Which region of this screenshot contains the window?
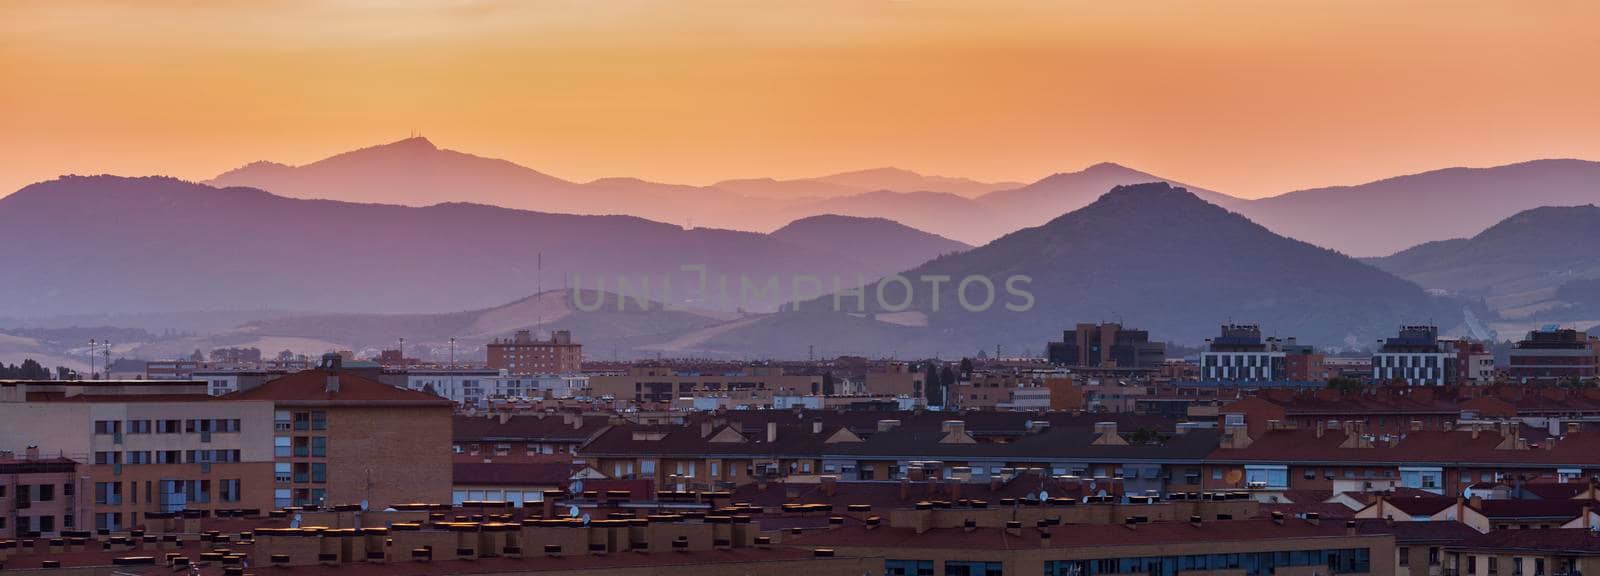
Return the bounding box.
[311,411,327,431]
[93,420,121,435]
[945,561,1003,576]
[38,484,54,502]
[1399,547,1410,566]
[93,451,121,465]
[887,560,935,576]
[1489,557,1499,575]
[38,515,54,533]
[1468,556,1478,575]
[126,420,151,434]
[274,410,292,432]
[157,419,182,434]
[274,437,292,457]
[311,436,327,457]
[219,479,241,503]
[311,463,327,483]
[1429,548,1440,566]
[293,412,310,431]
[275,463,292,483]
[62,482,73,497]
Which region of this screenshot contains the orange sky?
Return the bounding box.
[3,0,1598,199]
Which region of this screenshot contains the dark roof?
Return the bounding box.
[1212,428,1600,467]
[453,413,610,443]
[1354,519,1482,543]
[452,461,574,487]
[821,427,1221,462]
[1449,529,1600,555]
[787,517,1373,550]
[223,369,453,406]
[728,473,1098,510]
[1476,498,1592,520]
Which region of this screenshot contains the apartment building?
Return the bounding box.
[487,329,583,375]
[1047,323,1166,368]
[587,365,821,406]
[1508,327,1599,382]
[0,379,275,532]
[0,449,85,539]
[1200,324,1294,382]
[223,356,454,509]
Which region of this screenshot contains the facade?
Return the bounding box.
[0,379,276,532]
[1372,326,1458,387]
[0,450,84,539]
[403,369,589,407]
[487,330,583,375]
[587,365,821,406]
[223,356,455,509]
[1201,325,1290,382]
[1507,327,1599,382]
[1047,323,1166,368]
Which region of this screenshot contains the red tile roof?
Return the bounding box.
[787,517,1369,550]
[453,461,575,487]
[222,369,453,406]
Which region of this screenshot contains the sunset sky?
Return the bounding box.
[3,0,1598,199]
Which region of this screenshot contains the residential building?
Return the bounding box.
[487,329,583,375]
[1200,324,1290,382]
[222,355,455,509]
[1507,327,1599,382]
[1047,323,1166,368]
[0,449,85,538]
[1373,326,1459,386]
[0,379,276,532]
[587,365,821,406]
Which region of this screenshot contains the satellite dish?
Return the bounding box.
[570,480,584,494]
[1039,490,1049,501]
[290,513,303,529]
[1224,469,1244,484]
[360,499,369,512]
[581,513,591,526]
[567,505,580,518]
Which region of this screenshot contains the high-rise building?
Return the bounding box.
[1046,323,1165,368]
[1200,324,1295,382]
[486,330,583,374]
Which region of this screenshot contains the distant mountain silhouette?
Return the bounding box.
[1236,159,1600,257]
[678,183,1460,357]
[713,167,1018,200]
[1370,204,1600,325]
[0,176,950,318]
[974,162,1242,232]
[771,215,971,275]
[199,139,1600,266]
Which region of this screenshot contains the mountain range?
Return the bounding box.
[205,138,1600,254]
[647,183,1466,358]
[1369,204,1600,335]
[0,175,966,318]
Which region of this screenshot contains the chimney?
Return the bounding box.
[1469,494,1483,510]
[1568,422,1582,436]
[766,422,778,444]
[1411,420,1423,432]
[941,420,966,436]
[899,477,910,501]
[877,419,900,432]
[24,446,39,460]
[1304,512,1320,526]
[700,421,714,438]
[812,420,823,435]
[1092,422,1128,446]
[1345,520,1358,536]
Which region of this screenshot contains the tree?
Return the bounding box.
[55,366,79,380]
[959,357,974,376]
[1326,376,1364,393]
[924,361,943,407]
[940,365,958,394]
[18,359,49,380]
[822,372,836,396]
